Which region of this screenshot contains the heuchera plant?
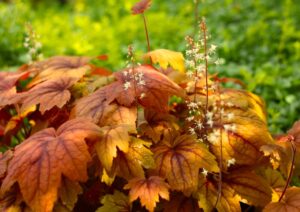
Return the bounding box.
[0,0,300,211]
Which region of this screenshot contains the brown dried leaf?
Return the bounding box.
[163,193,201,212]
[124,176,169,212]
[20,77,78,114]
[263,187,300,212]
[131,0,151,14]
[152,134,219,194]
[0,150,13,179]
[1,118,101,212]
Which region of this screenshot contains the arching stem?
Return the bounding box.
[279,135,296,202]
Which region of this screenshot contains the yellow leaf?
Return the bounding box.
[143,49,185,73]
[96,190,131,212]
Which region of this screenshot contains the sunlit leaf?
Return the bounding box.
[96,190,131,212]
[57,177,83,211]
[144,49,185,73]
[263,187,300,212]
[124,176,169,212]
[95,125,130,172]
[1,118,101,212]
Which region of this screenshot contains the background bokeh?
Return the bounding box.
[0,0,300,133]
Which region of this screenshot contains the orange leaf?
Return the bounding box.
[225,170,272,207]
[112,65,185,111]
[1,118,101,212]
[96,190,131,212]
[27,56,90,87]
[263,187,300,212]
[20,77,78,114]
[0,72,28,109]
[95,125,130,172]
[124,176,169,212]
[0,150,13,179]
[143,49,185,73]
[113,137,154,180]
[152,134,219,194]
[131,0,151,14]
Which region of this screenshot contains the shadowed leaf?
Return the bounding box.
[96,190,131,212]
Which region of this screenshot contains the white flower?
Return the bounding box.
[207,119,214,127]
[207,130,220,144]
[186,71,194,78]
[140,93,146,99]
[227,113,234,120]
[223,124,237,132]
[186,116,194,122]
[227,158,236,167]
[206,111,213,119]
[202,168,208,176]
[210,44,217,52]
[123,81,131,90]
[188,127,196,135]
[195,120,203,129]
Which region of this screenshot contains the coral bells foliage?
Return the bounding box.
[1,2,300,212]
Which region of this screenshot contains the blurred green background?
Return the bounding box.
[0,0,300,133]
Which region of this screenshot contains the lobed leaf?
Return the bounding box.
[263,187,300,212]
[20,77,79,114]
[96,190,131,212]
[1,118,101,212]
[124,176,169,212]
[152,134,219,194]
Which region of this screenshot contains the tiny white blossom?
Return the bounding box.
[227,158,236,167]
[207,130,220,144]
[123,81,131,90]
[223,124,237,132]
[137,80,146,86]
[202,168,208,176]
[206,111,214,119]
[140,93,146,99]
[227,113,234,120]
[207,119,214,127]
[195,120,203,129]
[188,127,196,135]
[186,116,194,122]
[186,71,194,78]
[209,44,217,52]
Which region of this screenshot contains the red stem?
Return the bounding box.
[142,13,151,52]
[279,136,296,202]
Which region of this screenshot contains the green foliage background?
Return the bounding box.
[0,0,300,133]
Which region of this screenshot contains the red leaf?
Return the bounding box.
[131,0,152,14]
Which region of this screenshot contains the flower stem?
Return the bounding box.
[279,135,296,202]
[142,13,151,52]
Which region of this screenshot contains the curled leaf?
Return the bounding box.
[144,49,185,73]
